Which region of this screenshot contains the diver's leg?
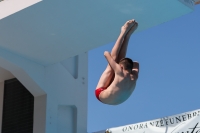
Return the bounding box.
[96,20,135,89]
[117,21,138,62]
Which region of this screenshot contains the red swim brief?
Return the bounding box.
[95,88,106,102]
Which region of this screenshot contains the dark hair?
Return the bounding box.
[119,58,133,70]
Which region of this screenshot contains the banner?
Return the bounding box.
[94,109,200,133]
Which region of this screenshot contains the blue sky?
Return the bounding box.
[88,5,200,132]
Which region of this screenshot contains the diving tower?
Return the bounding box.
[0,0,198,133]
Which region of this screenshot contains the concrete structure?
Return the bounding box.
[0,0,195,133]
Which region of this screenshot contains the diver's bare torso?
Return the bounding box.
[100,68,138,105]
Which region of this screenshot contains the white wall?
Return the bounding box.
[44,53,88,133]
[0,49,88,133]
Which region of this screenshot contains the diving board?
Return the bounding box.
[94,109,200,133]
[0,0,194,65]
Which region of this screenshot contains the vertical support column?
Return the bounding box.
[45,52,88,133]
[33,95,47,133]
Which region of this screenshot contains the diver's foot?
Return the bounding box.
[126,21,138,38]
[121,19,135,36]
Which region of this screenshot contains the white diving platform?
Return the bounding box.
[0,0,193,65]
